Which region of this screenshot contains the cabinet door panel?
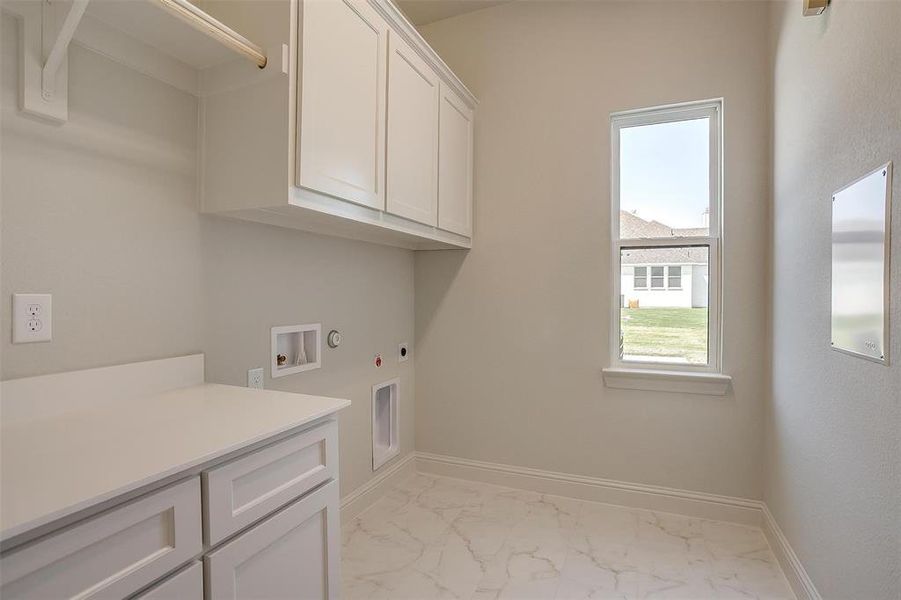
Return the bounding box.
[204,480,340,600]
[386,33,439,226]
[437,83,474,236]
[298,0,387,209]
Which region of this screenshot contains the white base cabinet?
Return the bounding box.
[205,481,340,600]
[0,479,201,600]
[203,419,338,546]
[0,420,342,600]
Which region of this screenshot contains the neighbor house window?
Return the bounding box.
[667,266,682,289]
[634,266,647,289]
[612,99,721,370]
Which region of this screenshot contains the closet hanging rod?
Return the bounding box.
[154,0,267,68]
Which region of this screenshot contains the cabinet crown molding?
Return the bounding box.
[370,0,478,109]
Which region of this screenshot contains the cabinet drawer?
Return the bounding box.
[133,562,202,599]
[204,480,340,600]
[0,477,201,600]
[203,419,337,546]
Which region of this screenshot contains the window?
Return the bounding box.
[611,99,721,370]
[634,266,647,289]
[650,266,665,288]
[667,266,682,289]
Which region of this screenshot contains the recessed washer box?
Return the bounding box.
[271,324,321,378]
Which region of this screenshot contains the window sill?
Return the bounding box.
[602,367,732,396]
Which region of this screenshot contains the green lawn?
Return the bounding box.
[621,308,708,364]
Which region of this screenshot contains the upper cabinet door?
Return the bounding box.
[385,33,439,226]
[438,83,474,237]
[298,0,388,210]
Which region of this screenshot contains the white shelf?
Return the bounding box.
[5,0,269,122]
[84,0,262,70]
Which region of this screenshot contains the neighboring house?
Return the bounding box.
[619,211,709,309]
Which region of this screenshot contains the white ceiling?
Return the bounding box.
[395,0,510,26]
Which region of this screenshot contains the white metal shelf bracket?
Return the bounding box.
[4,0,89,123]
[4,0,268,120]
[41,0,90,100]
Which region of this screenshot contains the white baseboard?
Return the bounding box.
[340,451,417,521]
[416,451,763,526]
[761,504,822,600]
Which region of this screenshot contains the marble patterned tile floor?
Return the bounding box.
[341,473,794,600]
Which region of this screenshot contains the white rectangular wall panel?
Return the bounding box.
[831,162,893,364]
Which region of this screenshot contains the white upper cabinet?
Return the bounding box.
[438,83,475,237]
[385,33,440,226]
[200,0,477,250]
[297,0,388,210]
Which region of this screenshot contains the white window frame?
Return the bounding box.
[610,99,723,374]
[629,264,684,292]
[667,265,683,290]
[633,266,648,290]
[649,266,665,289]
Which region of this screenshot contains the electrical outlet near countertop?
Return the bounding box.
[247,368,264,389]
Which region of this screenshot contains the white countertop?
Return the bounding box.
[0,383,350,543]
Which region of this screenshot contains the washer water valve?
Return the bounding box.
[327,329,342,348]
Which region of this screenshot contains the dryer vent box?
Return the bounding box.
[372,379,399,471]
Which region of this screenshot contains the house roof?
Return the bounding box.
[621,247,707,265]
[620,211,708,265]
[672,227,708,237]
[620,211,673,238]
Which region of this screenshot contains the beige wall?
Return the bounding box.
[767,2,901,597]
[415,1,771,499]
[201,218,415,497]
[0,16,414,496]
[1,18,203,379]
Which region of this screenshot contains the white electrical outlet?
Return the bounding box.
[12,294,52,343]
[247,367,264,389]
[398,342,410,362]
